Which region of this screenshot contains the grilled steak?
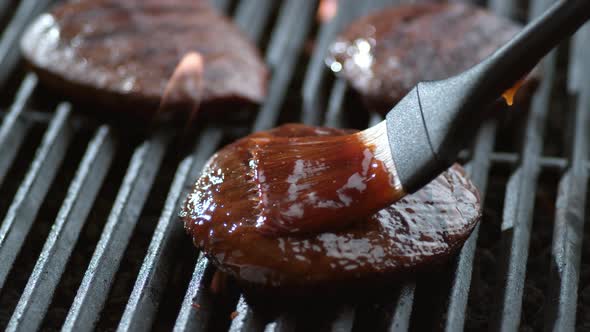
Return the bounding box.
[180,124,481,290]
[21,0,268,116]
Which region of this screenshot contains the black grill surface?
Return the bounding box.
[0,0,589,331]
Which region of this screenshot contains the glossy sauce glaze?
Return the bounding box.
[180,124,481,289]
[245,130,402,236]
[327,2,537,114]
[21,0,268,114]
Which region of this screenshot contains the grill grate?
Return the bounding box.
[8,124,115,332]
[0,103,73,291]
[0,0,588,331]
[546,23,590,330]
[0,74,37,187]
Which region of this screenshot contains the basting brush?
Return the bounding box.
[228,0,590,236]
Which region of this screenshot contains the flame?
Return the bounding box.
[159,52,204,125]
[502,79,525,106]
[317,0,338,23]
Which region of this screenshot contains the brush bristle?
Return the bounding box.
[357,121,398,174]
[245,123,404,236]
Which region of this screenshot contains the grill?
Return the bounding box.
[0,0,588,331]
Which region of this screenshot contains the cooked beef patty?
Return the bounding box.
[21,0,268,116]
[327,2,536,114]
[180,124,481,290]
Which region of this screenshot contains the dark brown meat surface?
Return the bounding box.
[180,124,481,290]
[21,0,268,115]
[327,2,533,114]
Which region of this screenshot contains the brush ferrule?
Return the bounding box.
[385,87,444,193]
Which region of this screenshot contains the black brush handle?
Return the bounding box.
[474,0,590,105]
[387,0,590,193]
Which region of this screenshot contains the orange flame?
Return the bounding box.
[317,0,338,23]
[159,52,204,126]
[502,79,525,106]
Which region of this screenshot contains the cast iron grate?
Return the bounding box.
[0,0,588,331]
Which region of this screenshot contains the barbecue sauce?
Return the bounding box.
[246,132,402,236]
[180,124,481,290]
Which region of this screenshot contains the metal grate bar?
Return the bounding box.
[494,72,553,329]
[0,74,37,187]
[228,297,266,332]
[547,168,587,328]
[443,0,514,329]
[62,132,171,332]
[0,109,55,123]
[545,24,590,331]
[567,16,589,93]
[0,0,52,85]
[444,122,497,332]
[494,4,556,330]
[0,104,73,291]
[464,151,569,171]
[323,79,347,128]
[301,0,364,125]
[263,314,296,332]
[173,253,216,332]
[234,0,275,43]
[264,0,303,69]
[119,127,223,332]
[7,126,115,332]
[567,33,583,93]
[329,306,355,332]
[253,0,317,132]
[119,157,193,332]
[387,283,416,332]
